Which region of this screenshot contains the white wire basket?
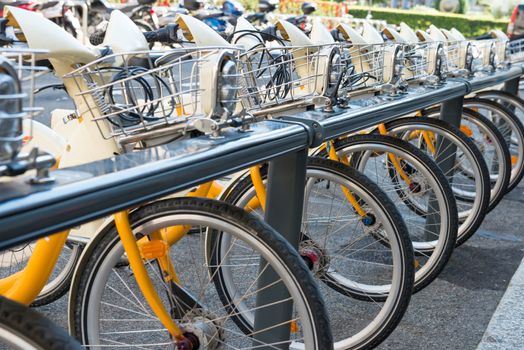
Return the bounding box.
[470,39,497,72]
[493,39,510,67]
[507,38,524,63]
[237,43,345,114]
[401,42,445,84]
[444,40,473,76]
[64,47,244,145]
[338,42,400,96]
[0,48,47,168]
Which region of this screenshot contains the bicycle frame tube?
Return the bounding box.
[114,211,184,339]
[378,124,414,185]
[1,231,69,305]
[149,230,181,285]
[326,141,368,217]
[250,165,267,210]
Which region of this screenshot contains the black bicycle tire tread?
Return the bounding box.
[221,157,414,349]
[69,197,333,349]
[30,244,83,307]
[0,296,82,350]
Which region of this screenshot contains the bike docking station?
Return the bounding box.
[2,14,524,348]
[0,65,521,350]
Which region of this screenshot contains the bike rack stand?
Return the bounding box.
[503,76,521,95]
[0,64,522,348]
[253,149,309,347]
[0,121,310,248]
[253,67,523,348]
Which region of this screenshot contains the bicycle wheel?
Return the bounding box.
[0,296,82,349]
[218,157,414,349]
[422,106,511,211]
[329,134,458,291]
[0,240,83,307]
[471,92,524,192]
[383,117,490,246]
[476,90,524,192]
[69,198,332,349]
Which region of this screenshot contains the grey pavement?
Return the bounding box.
[477,243,524,349]
[377,180,524,350]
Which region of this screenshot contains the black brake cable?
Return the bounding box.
[95,65,175,127]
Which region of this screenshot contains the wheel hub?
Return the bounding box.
[178,310,223,350]
[299,240,329,275]
[407,173,429,197]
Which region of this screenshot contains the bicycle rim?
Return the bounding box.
[333,135,457,291]
[71,199,328,349]
[218,159,414,349]
[464,98,524,191]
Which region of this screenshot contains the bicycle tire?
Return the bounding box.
[219,157,414,349]
[464,97,524,191]
[328,134,458,290]
[30,242,83,307]
[382,117,490,246]
[0,296,82,350]
[68,197,332,349]
[422,106,511,211]
[476,90,524,192]
[0,241,83,308]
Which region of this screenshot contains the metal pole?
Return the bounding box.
[436,96,464,177]
[500,77,520,144]
[502,76,520,96]
[425,96,464,238]
[253,149,308,349]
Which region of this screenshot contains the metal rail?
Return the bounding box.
[0,65,521,349]
[1,68,522,250]
[281,81,469,145]
[0,120,308,249]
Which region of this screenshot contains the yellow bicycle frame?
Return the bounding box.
[0,169,268,339]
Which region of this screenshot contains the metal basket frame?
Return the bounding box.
[338,42,401,98]
[469,39,498,73]
[400,41,445,85]
[64,46,244,144]
[508,38,524,63]
[0,48,46,167]
[444,40,473,77]
[236,43,345,115]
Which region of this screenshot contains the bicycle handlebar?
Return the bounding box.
[89,24,180,46]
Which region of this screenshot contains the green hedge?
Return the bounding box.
[347,6,507,38]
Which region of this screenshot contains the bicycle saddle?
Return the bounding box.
[362,21,385,44]
[399,22,419,44]
[310,18,334,45]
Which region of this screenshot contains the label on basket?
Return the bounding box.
[62,113,81,125]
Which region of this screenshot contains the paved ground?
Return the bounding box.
[478,256,524,350]
[31,73,524,349]
[378,180,524,349]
